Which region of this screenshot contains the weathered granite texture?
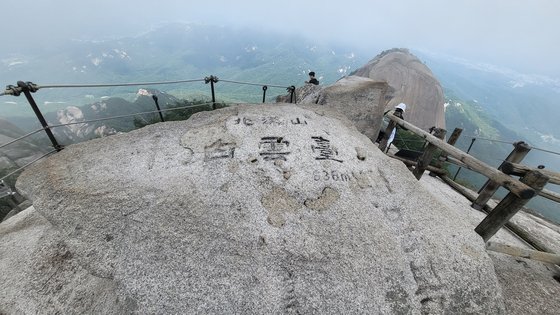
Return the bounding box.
[275,84,324,104]
[317,76,388,142]
[353,48,446,131]
[8,103,505,314]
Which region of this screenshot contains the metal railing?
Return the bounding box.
[0,77,297,185]
[380,113,560,255]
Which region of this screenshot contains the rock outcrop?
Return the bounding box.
[6,103,505,314]
[276,77,388,143]
[51,88,178,142]
[56,106,100,140]
[352,48,446,131]
[275,84,325,104]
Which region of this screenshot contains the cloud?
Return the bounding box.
[2,0,559,76]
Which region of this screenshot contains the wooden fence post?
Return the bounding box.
[384,113,535,199]
[472,142,532,210]
[502,162,560,203]
[475,170,549,242]
[413,128,447,180]
[429,127,463,177]
[440,175,555,253]
[378,120,397,153]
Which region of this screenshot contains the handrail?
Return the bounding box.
[385,112,536,199]
[219,79,290,89]
[0,149,57,182]
[0,76,297,186]
[0,128,46,150]
[382,113,559,246]
[2,79,207,96]
[47,102,217,129]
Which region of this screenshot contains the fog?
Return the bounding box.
[2,0,560,77]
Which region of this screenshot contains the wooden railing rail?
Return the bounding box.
[380,113,559,260]
[382,113,536,199]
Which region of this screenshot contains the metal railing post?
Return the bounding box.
[152,95,165,122]
[262,86,267,103]
[205,75,219,110]
[453,138,476,180]
[288,86,296,104]
[16,81,63,152]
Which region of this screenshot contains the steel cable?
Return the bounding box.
[38,78,206,89]
[47,102,225,129]
[0,128,46,150]
[0,102,223,149]
[219,79,290,89]
[0,149,57,182]
[460,134,560,156]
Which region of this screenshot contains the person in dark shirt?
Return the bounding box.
[305,72,319,85]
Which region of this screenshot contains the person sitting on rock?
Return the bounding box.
[305,72,319,85]
[376,103,407,150]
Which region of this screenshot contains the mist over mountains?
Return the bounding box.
[1,23,364,110]
[415,50,560,149]
[1,22,560,223]
[3,22,559,150]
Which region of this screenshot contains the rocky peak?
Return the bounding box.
[352,48,446,131]
[7,103,504,313]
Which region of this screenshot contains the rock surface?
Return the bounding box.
[276,77,388,143]
[9,103,504,314]
[317,76,388,142]
[418,175,560,315]
[352,48,446,131]
[275,84,325,104]
[0,207,125,314]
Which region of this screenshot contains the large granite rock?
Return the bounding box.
[0,207,125,314]
[353,48,446,131]
[276,77,388,143]
[316,76,388,142]
[275,84,325,104]
[10,103,505,314]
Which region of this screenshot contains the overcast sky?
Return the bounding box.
[3,0,560,77]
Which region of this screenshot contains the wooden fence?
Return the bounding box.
[379,113,560,265]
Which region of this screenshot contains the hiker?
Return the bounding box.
[305,72,319,85]
[376,103,407,151]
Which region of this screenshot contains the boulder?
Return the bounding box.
[275,84,325,104]
[11,103,505,314]
[277,78,388,143]
[353,48,446,131]
[316,76,388,142]
[0,207,125,314]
